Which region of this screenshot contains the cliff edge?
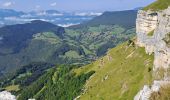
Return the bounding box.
[135,5,170,100]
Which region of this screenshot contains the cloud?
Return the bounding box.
[3,2,14,7]
[74,12,102,16]
[4,16,49,22]
[58,23,80,27]
[0,36,3,40]
[0,21,4,25]
[35,5,41,9]
[20,14,34,18]
[50,2,57,6]
[50,13,63,16]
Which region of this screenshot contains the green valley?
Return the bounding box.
[0,10,137,80]
[3,41,154,100]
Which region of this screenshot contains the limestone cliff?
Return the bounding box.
[135,7,170,100]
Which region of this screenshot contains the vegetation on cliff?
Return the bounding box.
[143,0,170,11]
[147,30,155,36]
[163,32,170,47]
[150,85,170,100]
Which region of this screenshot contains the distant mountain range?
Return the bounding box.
[0,8,139,100]
[70,10,137,29]
[0,9,137,81]
[0,9,102,27]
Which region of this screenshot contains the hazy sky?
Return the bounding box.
[0,0,156,12]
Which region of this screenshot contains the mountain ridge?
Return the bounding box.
[70,10,137,29]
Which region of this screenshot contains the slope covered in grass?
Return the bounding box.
[74,42,154,100]
[143,0,170,11]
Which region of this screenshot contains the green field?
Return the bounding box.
[147,30,155,36]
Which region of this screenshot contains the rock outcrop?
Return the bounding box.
[136,7,170,70]
[135,7,170,100]
[0,91,16,100]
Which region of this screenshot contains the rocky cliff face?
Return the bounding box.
[137,7,170,76]
[0,91,16,100]
[135,7,170,100]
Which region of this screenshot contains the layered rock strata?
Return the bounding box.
[135,7,170,100]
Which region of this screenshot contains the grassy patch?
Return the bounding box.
[64,50,82,59]
[143,0,170,11]
[17,72,32,78]
[74,42,154,100]
[33,32,61,44]
[5,85,19,92]
[147,30,155,36]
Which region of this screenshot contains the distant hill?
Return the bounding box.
[0,20,64,54]
[0,9,24,17]
[0,10,137,83]
[70,10,137,29]
[0,20,92,78]
[66,10,137,57]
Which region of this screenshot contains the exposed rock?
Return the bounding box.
[0,91,16,100]
[134,81,170,100]
[134,85,152,100]
[136,7,170,70]
[107,53,112,61]
[99,58,105,68]
[136,10,158,35]
[135,7,170,100]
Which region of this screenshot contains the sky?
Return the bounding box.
[0,0,156,12]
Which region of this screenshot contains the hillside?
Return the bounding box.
[66,25,135,56]
[0,20,89,79]
[0,20,64,54]
[143,0,170,11]
[74,42,154,100]
[4,64,95,100]
[65,10,137,57]
[5,41,153,100]
[0,21,64,76]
